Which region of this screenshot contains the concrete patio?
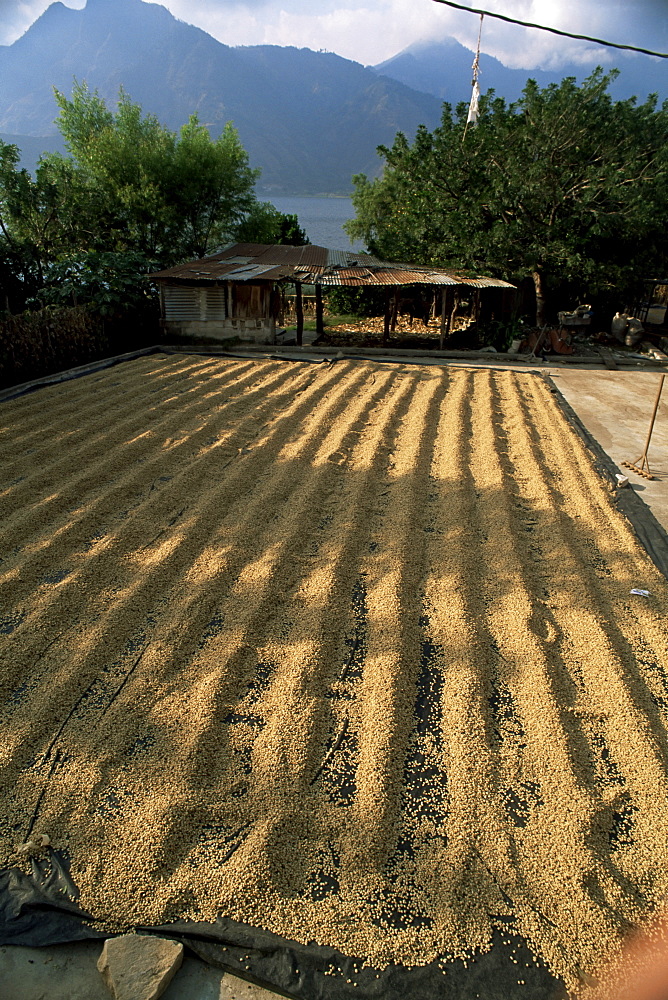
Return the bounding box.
[2,355,668,1000]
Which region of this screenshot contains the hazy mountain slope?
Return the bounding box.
[374,37,668,107]
[0,0,443,193]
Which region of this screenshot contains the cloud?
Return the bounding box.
[0,0,665,68]
[164,0,668,68]
[423,1,668,70]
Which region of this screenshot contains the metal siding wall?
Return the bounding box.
[164,286,202,321]
[205,287,227,321]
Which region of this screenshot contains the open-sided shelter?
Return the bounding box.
[150,243,516,346]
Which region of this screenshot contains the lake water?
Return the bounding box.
[267,195,364,253]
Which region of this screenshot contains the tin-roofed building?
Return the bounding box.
[150,243,515,345]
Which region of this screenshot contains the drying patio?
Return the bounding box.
[2,353,668,998]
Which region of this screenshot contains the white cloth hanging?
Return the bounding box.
[463,13,484,134]
[467,80,480,124]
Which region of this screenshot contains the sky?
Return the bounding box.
[0,0,666,69]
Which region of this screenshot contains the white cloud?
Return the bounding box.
[0,0,665,69]
[164,0,668,68]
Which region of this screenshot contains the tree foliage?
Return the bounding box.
[37,251,158,319]
[347,70,668,324]
[0,82,306,315]
[52,83,259,261]
[235,201,309,246]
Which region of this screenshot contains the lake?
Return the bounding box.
[267,195,364,253]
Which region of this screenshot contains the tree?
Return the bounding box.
[234,201,309,246]
[53,83,259,261]
[0,83,305,315]
[0,142,88,285]
[347,70,668,325]
[38,251,158,320]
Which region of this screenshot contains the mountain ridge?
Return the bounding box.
[373,36,668,107]
[3,0,665,195]
[0,0,443,194]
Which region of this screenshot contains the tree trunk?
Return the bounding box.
[295,281,303,347]
[533,270,546,328]
[315,284,324,340]
[473,289,481,329]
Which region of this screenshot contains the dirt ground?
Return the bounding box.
[2,354,668,995]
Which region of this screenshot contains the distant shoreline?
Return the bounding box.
[258,191,354,199]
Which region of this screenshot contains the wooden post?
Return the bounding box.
[383,288,392,347]
[439,288,449,349]
[315,284,324,340]
[295,281,303,347]
[269,284,277,344]
[450,290,460,340]
[390,291,399,333]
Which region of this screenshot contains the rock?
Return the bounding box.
[97,935,183,1000]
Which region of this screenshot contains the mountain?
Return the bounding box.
[374,37,668,107]
[0,0,443,195]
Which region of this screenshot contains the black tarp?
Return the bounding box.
[0,851,567,1000]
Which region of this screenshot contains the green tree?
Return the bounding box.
[347,70,668,325]
[38,251,158,320]
[0,142,88,283]
[0,83,304,315]
[234,201,309,245]
[172,118,260,257]
[53,83,259,261]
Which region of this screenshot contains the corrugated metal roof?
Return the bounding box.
[150,244,515,290]
[223,264,280,280]
[318,267,461,287]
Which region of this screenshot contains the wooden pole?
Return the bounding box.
[390,291,399,333]
[439,288,448,349]
[295,281,303,347]
[383,288,392,347]
[270,283,277,344]
[450,290,460,341]
[315,284,324,340]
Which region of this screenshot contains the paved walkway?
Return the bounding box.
[549,367,668,530]
[0,941,277,1000]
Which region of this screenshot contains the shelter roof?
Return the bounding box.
[150,243,515,290]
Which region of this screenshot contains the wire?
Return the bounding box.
[430,0,668,59]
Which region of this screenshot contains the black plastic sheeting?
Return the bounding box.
[0,852,566,1000]
[0,348,161,404]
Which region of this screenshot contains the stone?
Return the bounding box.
[97,935,184,1000]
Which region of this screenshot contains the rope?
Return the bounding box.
[463,12,484,138]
